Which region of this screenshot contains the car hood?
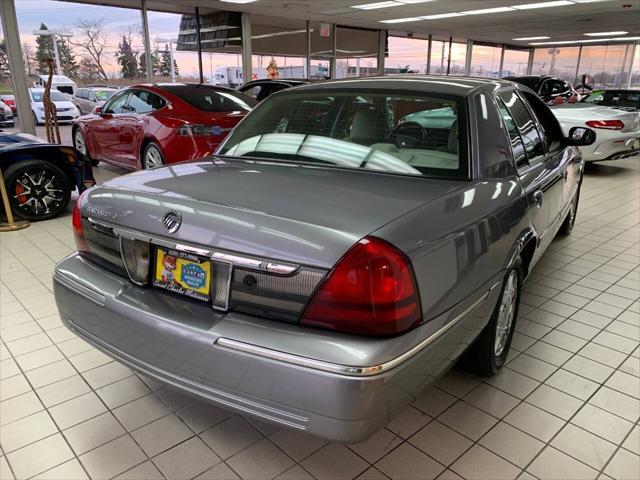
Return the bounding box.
[86,157,463,267]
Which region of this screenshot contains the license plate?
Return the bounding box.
[153,247,212,302]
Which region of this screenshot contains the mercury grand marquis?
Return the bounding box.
[53,76,595,443]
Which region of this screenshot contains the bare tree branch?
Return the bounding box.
[69,19,108,81]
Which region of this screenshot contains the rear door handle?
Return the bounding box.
[533,190,543,208]
[562,168,569,181]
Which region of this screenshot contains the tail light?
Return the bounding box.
[301,236,422,336]
[586,120,624,130]
[72,192,89,253]
[120,237,150,285]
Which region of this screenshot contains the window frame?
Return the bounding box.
[497,89,547,170]
[496,95,528,172]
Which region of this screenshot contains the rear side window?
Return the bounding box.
[496,98,527,169]
[498,91,545,163]
[127,90,165,114]
[165,86,256,112]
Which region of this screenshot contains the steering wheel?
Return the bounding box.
[388,121,426,149]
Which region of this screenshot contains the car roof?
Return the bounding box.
[289,75,513,96]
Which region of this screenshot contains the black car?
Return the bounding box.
[504,75,578,103]
[238,79,316,102]
[0,131,94,221]
[580,89,640,112]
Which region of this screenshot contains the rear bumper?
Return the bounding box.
[584,132,640,162]
[53,253,499,442]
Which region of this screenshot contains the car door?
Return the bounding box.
[74,89,85,114]
[117,89,158,167]
[519,90,580,227]
[92,91,130,162]
[497,90,563,247]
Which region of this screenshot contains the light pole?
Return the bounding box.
[32,29,72,75]
[156,37,178,82]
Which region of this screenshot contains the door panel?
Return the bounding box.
[93,91,130,163]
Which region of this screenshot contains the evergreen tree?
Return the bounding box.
[116,35,138,79]
[159,44,178,78]
[35,23,54,75]
[0,40,9,80]
[139,49,160,78]
[57,37,78,79]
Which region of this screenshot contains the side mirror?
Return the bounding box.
[567,126,596,146]
[93,106,102,115]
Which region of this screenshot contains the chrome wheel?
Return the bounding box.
[144,145,163,169]
[494,270,518,357]
[74,130,87,156]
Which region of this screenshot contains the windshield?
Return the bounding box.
[164,85,256,112]
[95,90,116,101]
[218,91,467,178]
[30,90,68,102]
[582,90,640,110]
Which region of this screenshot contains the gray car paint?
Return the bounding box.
[53,75,584,443]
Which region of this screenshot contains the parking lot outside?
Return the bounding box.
[0,153,638,480]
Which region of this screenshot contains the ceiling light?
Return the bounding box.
[461,7,515,14]
[529,36,639,45]
[380,17,423,22]
[352,1,398,9]
[421,12,467,19]
[512,1,574,9]
[513,36,551,40]
[220,0,258,3]
[584,31,628,36]
[396,0,436,3]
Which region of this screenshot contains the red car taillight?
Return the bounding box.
[301,236,422,336]
[586,120,624,130]
[72,192,89,253]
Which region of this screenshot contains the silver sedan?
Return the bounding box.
[53,76,595,442]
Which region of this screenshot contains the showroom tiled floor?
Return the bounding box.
[0,158,639,480]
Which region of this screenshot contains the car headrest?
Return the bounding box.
[348,110,387,145]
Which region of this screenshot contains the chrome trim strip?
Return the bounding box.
[53,271,106,306]
[216,289,492,378]
[103,222,298,275]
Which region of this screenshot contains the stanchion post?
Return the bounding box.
[0,169,30,232]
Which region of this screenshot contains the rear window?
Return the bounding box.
[166,86,256,112]
[218,91,468,179]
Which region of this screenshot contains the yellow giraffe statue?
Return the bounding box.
[43,58,61,144]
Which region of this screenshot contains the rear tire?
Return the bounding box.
[463,260,522,377]
[4,159,72,221]
[142,141,165,169]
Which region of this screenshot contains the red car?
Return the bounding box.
[72,83,256,170]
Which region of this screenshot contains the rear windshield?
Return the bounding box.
[30,90,68,102]
[166,86,256,112]
[582,90,640,110]
[218,91,468,178]
[94,90,116,101]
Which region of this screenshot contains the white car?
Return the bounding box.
[551,103,640,162]
[29,88,80,126]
